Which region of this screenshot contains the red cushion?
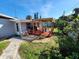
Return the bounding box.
[32,30,42,35]
[41,32,51,37]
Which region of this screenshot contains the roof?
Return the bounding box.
[10,19,32,23]
[10,18,55,23]
[0,13,17,20]
[33,18,55,22]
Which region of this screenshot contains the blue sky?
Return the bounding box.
[0,0,79,19]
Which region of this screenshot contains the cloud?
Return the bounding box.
[15,0,42,13]
[65,11,73,15]
[40,2,53,17]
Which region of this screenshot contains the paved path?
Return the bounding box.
[0,38,23,59]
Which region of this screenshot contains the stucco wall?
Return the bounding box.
[21,23,27,32]
[0,18,15,38]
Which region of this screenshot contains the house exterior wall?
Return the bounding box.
[21,23,27,32]
[0,18,16,38]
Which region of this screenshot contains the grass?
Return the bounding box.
[19,36,59,59]
[0,40,10,55]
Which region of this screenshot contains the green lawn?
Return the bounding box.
[19,36,59,59]
[0,40,10,55]
[19,35,79,59]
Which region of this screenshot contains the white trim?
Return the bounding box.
[0,13,18,20]
[10,20,32,23]
[0,13,13,18]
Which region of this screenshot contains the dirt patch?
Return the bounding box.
[32,36,53,43]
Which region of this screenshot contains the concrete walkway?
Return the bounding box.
[0,38,23,59]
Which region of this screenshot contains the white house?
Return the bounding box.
[0,13,55,39]
[0,13,16,38]
[0,13,33,38]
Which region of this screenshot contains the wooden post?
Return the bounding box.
[32,21,34,33]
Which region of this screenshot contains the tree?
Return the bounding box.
[73,8,79,15]
[26,15,32,20]
[34,12,39,19]
[59,16,68,21]
[56,15,68,34]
